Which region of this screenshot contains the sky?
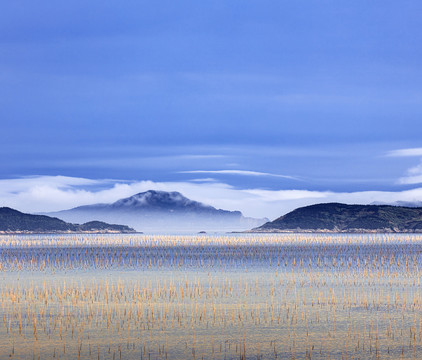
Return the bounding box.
[2,1,422,219]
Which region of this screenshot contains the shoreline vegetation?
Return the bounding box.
[0,233,421,359]
[0,229,141,234]
[248,228,422,233]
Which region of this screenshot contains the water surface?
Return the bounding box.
[1,234,421,359]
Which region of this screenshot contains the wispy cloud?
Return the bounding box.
[0,175,101,191]
[398,161,422,185]
[2,175,422,220]
[399,175,422,185]
[188,178,217,183]
[387,147,422,157]
[385,147,422,185]
[179,170,298,180]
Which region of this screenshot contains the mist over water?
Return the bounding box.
[50,210,266,233]
[1,234,421,359]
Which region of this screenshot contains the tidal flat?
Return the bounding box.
[0,234,421,359]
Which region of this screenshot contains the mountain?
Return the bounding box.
[252,202,422,233]
[48,190,267,232]
[371,200,422,208]
[0,207,136,234]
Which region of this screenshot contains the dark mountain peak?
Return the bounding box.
[0,207,23,215]
[111,190,212,210]
[253,202,422,233]
[297,203,367,212]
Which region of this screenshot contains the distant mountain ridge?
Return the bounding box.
[252,203,422,233]
[0,207,136,234]
[49,190,267,232]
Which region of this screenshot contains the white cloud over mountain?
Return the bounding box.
[1,176,422,220]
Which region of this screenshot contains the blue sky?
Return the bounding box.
[2,1,422,218]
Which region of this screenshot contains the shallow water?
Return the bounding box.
[1,234,421,359]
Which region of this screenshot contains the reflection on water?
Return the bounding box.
[0,234,421,359]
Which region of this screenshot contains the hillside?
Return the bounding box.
[0,207,136,234]
[252,203,422,233]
